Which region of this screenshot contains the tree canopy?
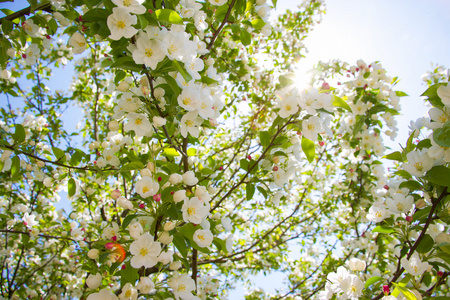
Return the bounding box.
[0,0,450,299]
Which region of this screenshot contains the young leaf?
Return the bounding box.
[13,124,25,144]
[425,165,450,187]
[154,9,183,25]
[246,183,255,200]
[301,137,315,163]
[332,95,352,112]
[68,178,76,197]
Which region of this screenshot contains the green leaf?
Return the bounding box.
[82,8,110,22]
[138,14,148,29]
[279,73,295,87]
[10,156,20,177]
[301,137,315,163]
[110,56,143,72]
[187,148,196,156]
[172,60,192,83]
[240,29,251,46]
[120,261,139,288]
[172,233,188,258]
[154,9,183,25]
[2,19,13,35]
[332,96,352,112]
[121,161,144,172]
[416,234,434,253]
[13,124,25,144]
[413,207,431,222]
[52,147,66,162]
[399,180,422,191]
[425,166,450,187]
[391,282,417,300]
[372,226,396,234]
[352,115,365,136]
[246,183,255,200]
[422,83,445,108]
[259,131,271,148]
[394,170,412,179]
[163,148,180,157]
[433,121,450,147]
[396,91,409,97]
[122,214,138,229]
[68,178,76,197]
[251,18,266,29]
[239,158,249,171]
[364,276,384,288]
[257,186,268,199]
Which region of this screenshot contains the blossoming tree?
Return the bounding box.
[0,0,450,299]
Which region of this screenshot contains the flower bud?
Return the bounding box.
[164,221,175,231]
[87,249,99,259]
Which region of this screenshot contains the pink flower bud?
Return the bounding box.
[153,194,161,202]
[405,215,413,222]
[111,189,121,200]
[139,203,145,209]
[383,285,389,295]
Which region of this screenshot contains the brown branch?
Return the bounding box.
[206,0,237,51]
[0,3,53,25]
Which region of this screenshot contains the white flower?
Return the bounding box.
[23,212,38,228]
[273,168,289,187]
[71,227,84,241]
[129,233,161,268]
[168,273,196,300]
[86,288,119,300]
[86,273,102,289]
[180,111,203,138]
[437,83,450,107]
[107,7,138,40]
[22,19,39,36]
[403,150,434,177]
[340,274,364,299]
[118,196,134,210]
[427,223,445,241]
[193,229,213,248]
[182,197,209,224]
[302,116,323,141]
[278,96,299,118]
[209,0,227,5]
[226,234,234,252]
[128,221,143,239]
[135,176,159,198]
[153,116,166,128]
[124,112,153,137]
[103,149,120,167]
[173,190,187,203]
[118,92,141,112]
[103,222,120,240]
[182,171,198,186]
[132,37,165,69]
[348,258,366,271]
[385,194,414,214]
[24,44,40,65]
[366,205,388,223]
[221,217,232,231]
[158,250,174,264]
[119,282,137,300]
[401,252,430,276]
[112,0,146,14]
[136,277,155,294]
[88,249,99,259]
[178,86,201,112]
[169,173,183,185]
[68,32,87,54]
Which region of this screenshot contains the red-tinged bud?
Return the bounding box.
[111,189,121,200]
[384,185,389,190]
[349,168,354,173]
[96,151,101,156]
[405,215,413,222]
[139,203,145,209]
[319,141,325,147]
[337,82,342,85]
[93,161,97,165]
[104,54,108,57]
[46,35,51,39]
[438,271,444,277]
[112,235,117,241]
[322,82,330,90]
[82,25,87,32]
[105,243,115,250]
[24,221,28,226]
[247,155,252,160]
[415,139,420,143]
[69,255,74,258]
[22,54,27,59]
[121,264,126,270]
[356,68,360,72]
[383,285,389,295]
[219,166,223,171]
[78,16,84,22]
[81,228,86,231]
[273,166,278,171]
[148,9,153,14]
[170,191,174,195]
[158,176,162,182]
[153,194,161,202]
